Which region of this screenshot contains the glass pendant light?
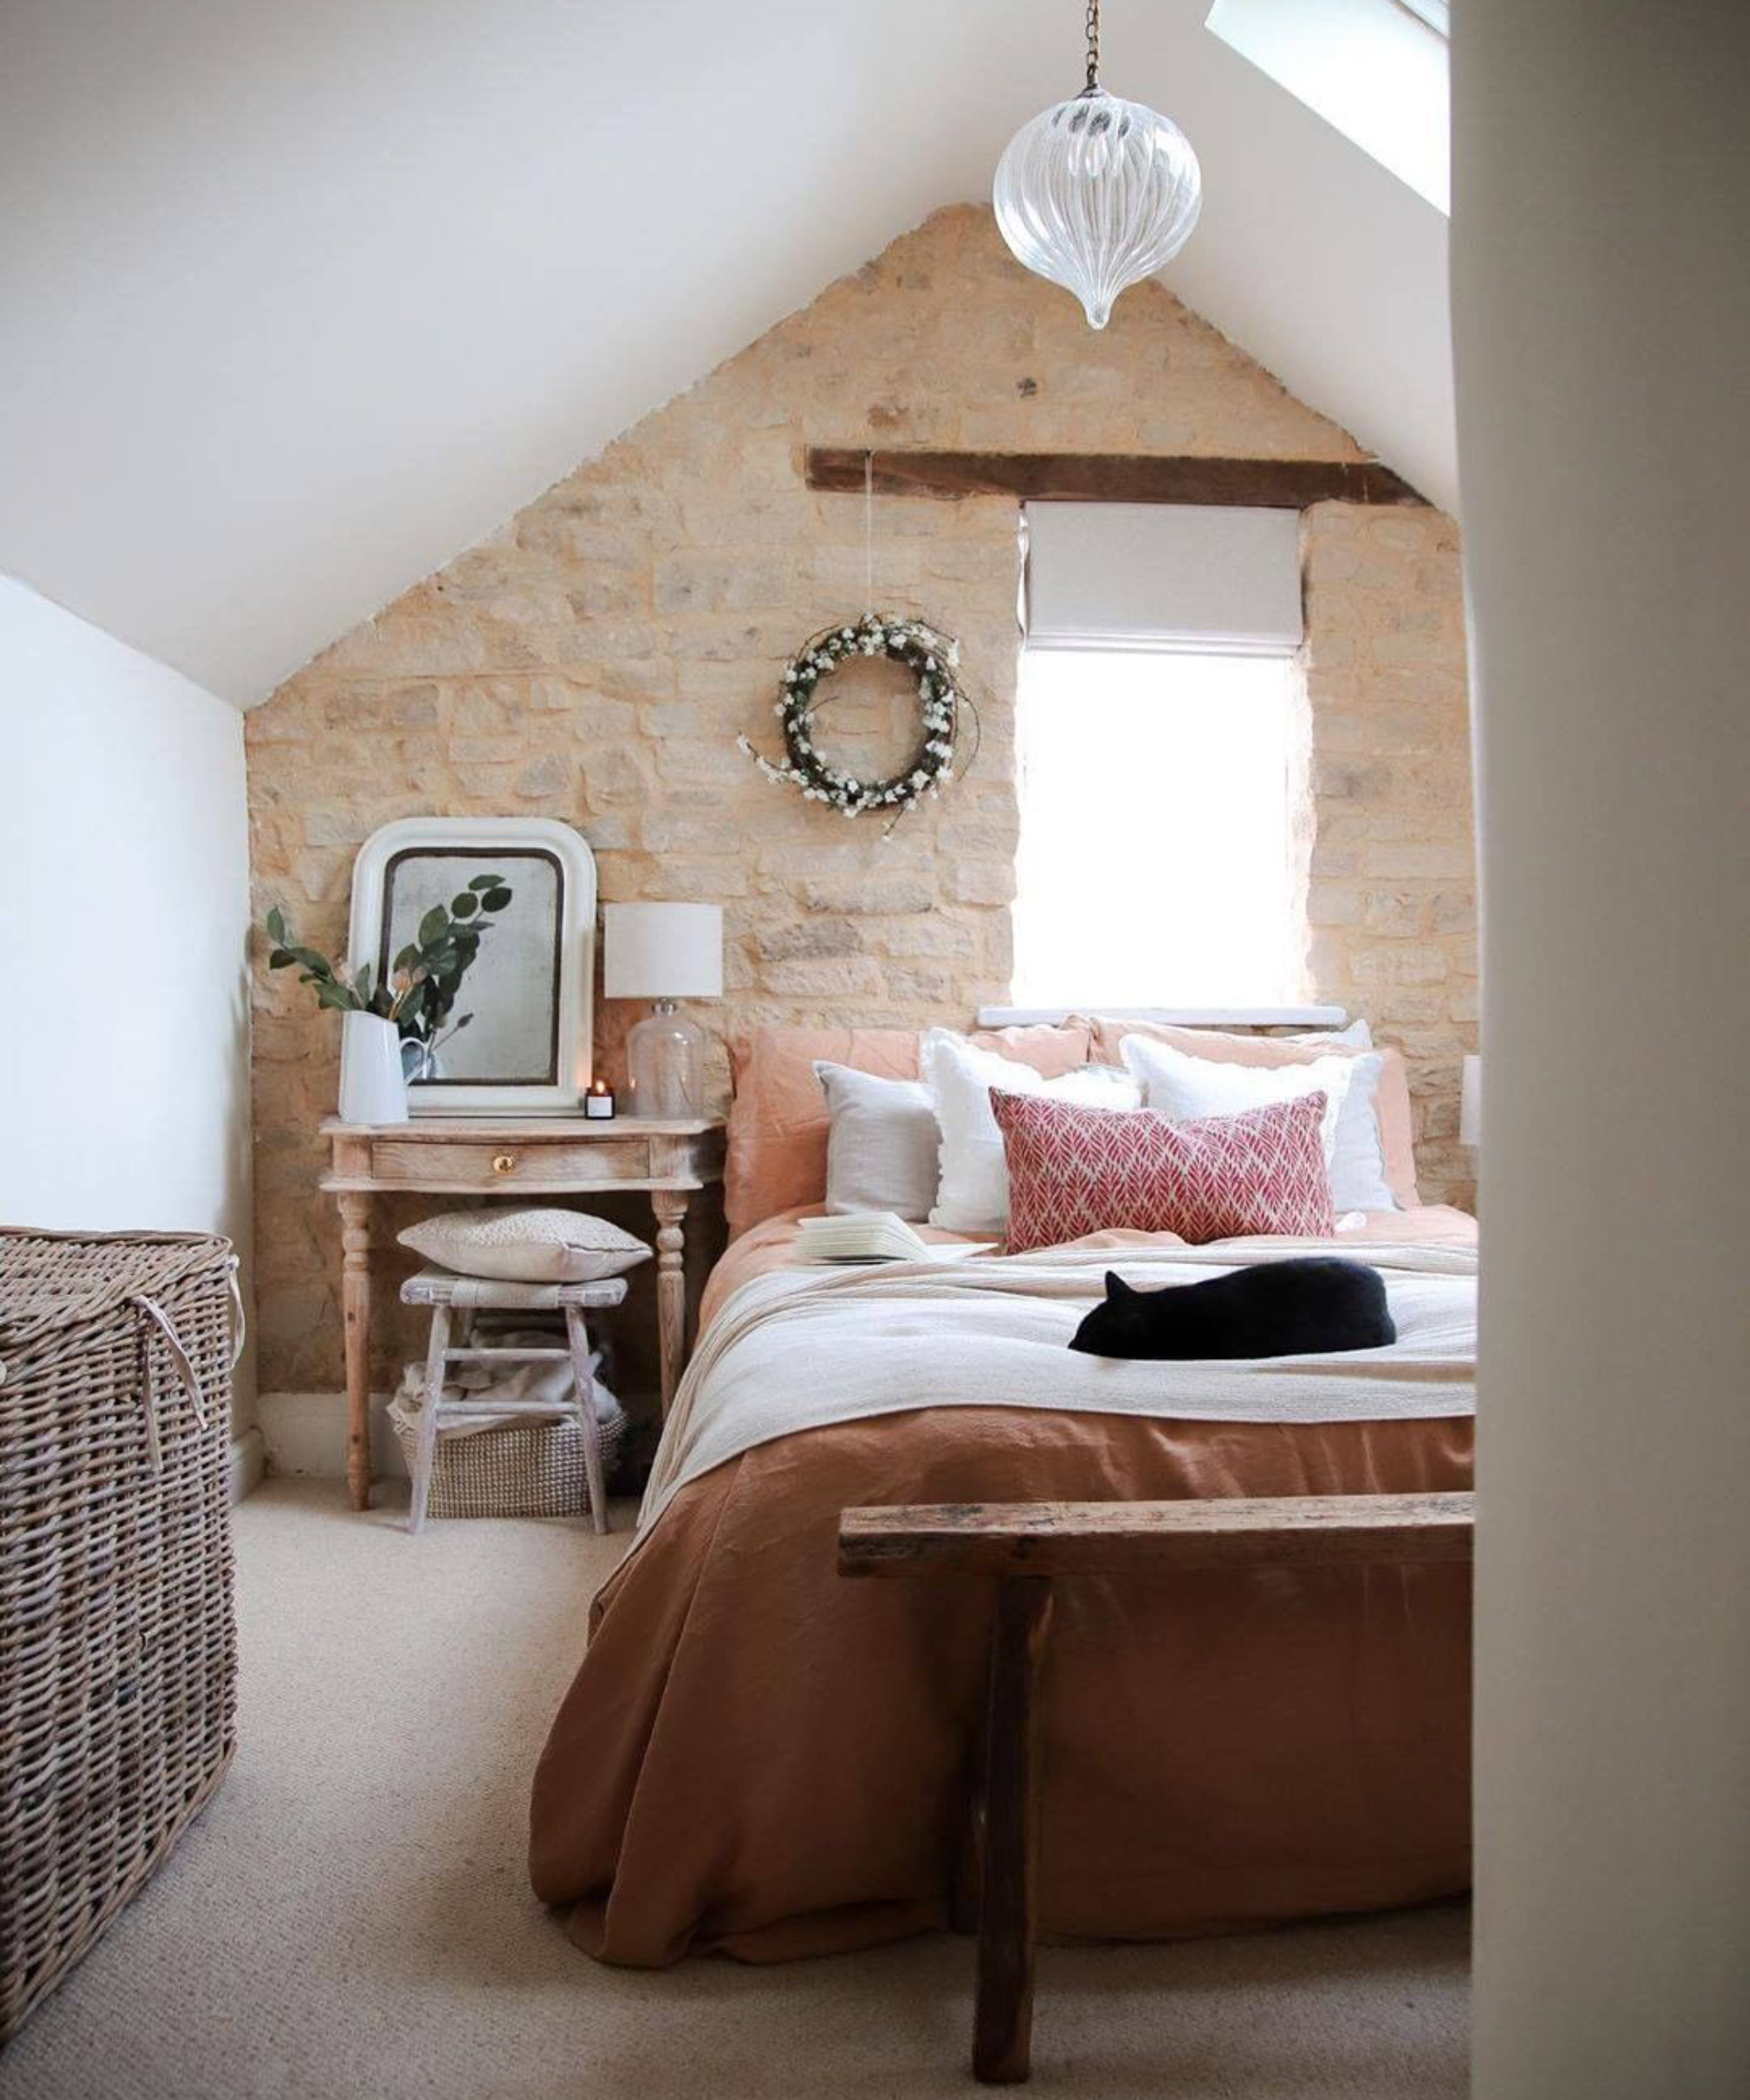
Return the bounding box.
[994,0,1202,329]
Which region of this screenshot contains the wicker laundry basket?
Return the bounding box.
[388,1402,625,1521]
[0,1228,239,2045]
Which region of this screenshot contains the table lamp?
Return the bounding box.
[603,903,723,1117]
[1460,1054,1482,1151]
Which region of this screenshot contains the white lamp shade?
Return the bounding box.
[1460,1054,1482,1149]
[603,903,723,1000]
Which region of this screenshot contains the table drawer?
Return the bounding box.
[369,1139,650,1188]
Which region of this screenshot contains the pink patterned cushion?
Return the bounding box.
[991,1088,1337,1253]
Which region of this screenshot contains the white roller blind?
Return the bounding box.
[1024,501,1305,654]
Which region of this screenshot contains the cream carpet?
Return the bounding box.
[4,1480,1468,2099]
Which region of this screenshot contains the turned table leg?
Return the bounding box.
[337,1191,374,1511]
[650,1187,690,1418]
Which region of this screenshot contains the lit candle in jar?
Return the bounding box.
[584,1077,616,1120]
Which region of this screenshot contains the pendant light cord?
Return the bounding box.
[1084,0,1100,92]
[864,448,874,615]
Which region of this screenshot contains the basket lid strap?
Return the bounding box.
[129,1293,211,1474]
[224,1256,247,1369]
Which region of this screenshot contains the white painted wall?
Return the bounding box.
[0,0,1452,705]
[1454,5,1750,2092]
[2,577,257,1428]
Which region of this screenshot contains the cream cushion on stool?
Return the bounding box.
[398,1207,651,1283]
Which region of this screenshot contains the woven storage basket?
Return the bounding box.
[0,1228,238,2045]
[389,1404,624,1521]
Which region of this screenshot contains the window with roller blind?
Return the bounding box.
[1011,502,1304,1011]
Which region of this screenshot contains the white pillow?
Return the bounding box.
[1322,1050,1396,1211]
[923,1029,1140,1235]
[398,1207,652,1283]
[1118,1036,1396,1213]
[814,1062,941,1220]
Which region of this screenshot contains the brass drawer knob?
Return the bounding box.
[492,1152,517,1176]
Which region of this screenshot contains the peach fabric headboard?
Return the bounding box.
[724,1021,1091,1239]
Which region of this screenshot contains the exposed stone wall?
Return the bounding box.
[246,204,1475,1400]
[1301,504,1476,1160]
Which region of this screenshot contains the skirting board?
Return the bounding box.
[258,1387,659,1482]
[258,1390,411,1481]
[230,1425,267,1502]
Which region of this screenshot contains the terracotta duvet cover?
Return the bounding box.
[530,1208,1477,1967]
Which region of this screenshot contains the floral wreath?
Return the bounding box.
[738,612,973,822]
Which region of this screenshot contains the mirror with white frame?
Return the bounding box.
[347,817,596,1116]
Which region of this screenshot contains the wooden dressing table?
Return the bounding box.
[321,1115,725,1511]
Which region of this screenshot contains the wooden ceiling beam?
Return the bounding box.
[805,447,1429,508]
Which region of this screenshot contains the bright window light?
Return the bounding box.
[1207,0,1450,214]
[1011,648,1298,1008]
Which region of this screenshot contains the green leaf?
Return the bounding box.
[393,942,420,972]
[265,906,287,943]
[467,872,504,892]
[451,892,479,918]
[417,905,450,946]
[268,947,297,970]
[480,886,513,913]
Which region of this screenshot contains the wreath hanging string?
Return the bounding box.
[739,458,977,830]
[737,610,978,830]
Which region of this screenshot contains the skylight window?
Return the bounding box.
[1395,0,1450,38]
[1206,0,1450,214]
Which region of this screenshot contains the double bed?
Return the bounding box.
[530,1171,1477,1967]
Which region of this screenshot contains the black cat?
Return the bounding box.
[1068,1256,1396,1361]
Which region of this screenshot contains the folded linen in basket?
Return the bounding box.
[388,1332,624,1442]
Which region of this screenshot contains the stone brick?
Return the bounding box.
[757,918,864,963]
[1362,891,1431,936]
[245,202,1478,1391]
[1358,843,1476,879]
[800,872,935,916]
[515,754,573,800]
[1349,946,1450,988]
[949,860,1017,906]
[582,746,654,806]
[761,956,888,998]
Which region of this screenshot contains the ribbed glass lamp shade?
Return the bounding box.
[994,86,1201,329]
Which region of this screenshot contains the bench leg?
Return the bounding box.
[974,1575,1054,2085]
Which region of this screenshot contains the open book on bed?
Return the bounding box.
[795,1213,996,1264]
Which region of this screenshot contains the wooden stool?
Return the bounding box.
[839,1491,1475,2085]
[398,1268,629,1536]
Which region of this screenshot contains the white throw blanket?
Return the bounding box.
[640,1239,1476,1532]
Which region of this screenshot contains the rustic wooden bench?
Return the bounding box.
[837,1491,1475,2085]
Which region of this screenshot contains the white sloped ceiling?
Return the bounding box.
[0,0,1452,706]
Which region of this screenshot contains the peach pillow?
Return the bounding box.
[1074,1017,1420,1209]
[725,1020,1092,1239]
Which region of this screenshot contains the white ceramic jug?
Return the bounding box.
[339,1012,409,1124]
